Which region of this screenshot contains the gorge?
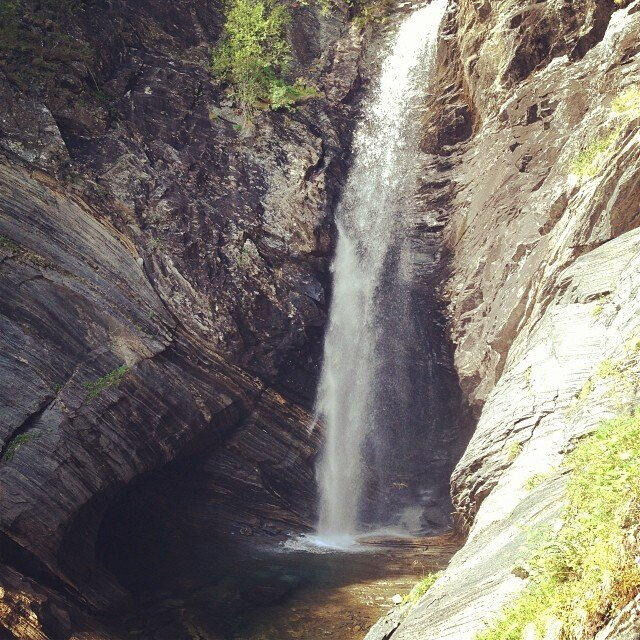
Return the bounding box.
[0,0,639,638]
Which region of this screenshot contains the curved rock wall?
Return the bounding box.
[0,0,366,635]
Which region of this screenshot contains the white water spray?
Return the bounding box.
[314,0,448,547]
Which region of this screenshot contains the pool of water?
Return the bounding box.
[123,533,460,640]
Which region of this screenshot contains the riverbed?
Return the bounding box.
[124,533,460,640]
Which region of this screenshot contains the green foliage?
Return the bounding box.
[596,359,625,379]
[2,0,20,39]
[477,412,640,640]
[524,472,551,491]
[84,365,129,400]
[269,79,319,110]
[0,0,21,49]
[0,235,19,251]
[578,377,594,402]
[403,572,441,604]
[211,0,294,119]
[571,128,621,178]
[506,441,523,462]
[571,85,640,179]
[3,431,40,462]
[210,0,322,119]
[625,335,640,355]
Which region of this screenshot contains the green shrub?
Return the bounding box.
[571,128,621,178]
[476,412,640,640]
[269,79,319,110]
[403,572,441,604]
[212,0,289,118]
[211,0,322,119]
[352,0,392,28]
[3,431,40,462]
[84,365,129,400]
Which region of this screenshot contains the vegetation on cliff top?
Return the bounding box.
[477,411,640,640]
[210,0,318,120]
[210,0,393,119]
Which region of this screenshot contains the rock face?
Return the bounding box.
[366,0,640,638]
[0,0,469,637]
[2,0,640,637]
[0,0,368,636]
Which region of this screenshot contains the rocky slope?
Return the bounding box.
[367,0,640,638]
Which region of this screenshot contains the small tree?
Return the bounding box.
[211,0,292,121]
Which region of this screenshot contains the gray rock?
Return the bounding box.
[367,0,640,638]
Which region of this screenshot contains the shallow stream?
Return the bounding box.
[125,534,460,640]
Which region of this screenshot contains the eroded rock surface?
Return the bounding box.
[0,0,368,636]
[367,0,640,638]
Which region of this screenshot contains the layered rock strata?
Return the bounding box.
[0,0,363,635]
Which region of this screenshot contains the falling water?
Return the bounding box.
[314,0,448,546]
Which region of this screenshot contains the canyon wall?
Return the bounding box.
[1,0,640,637]
[0,0,365,636]
[367,0,640,637]
[0,1,465,636]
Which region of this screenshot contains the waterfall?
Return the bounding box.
[314,0,448,546]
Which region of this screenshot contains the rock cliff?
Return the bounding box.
[1,0,640,637]
[0,0,366,636]
[0,0,466,636]
[367,0,640,638]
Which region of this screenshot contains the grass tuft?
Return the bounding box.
[507,441,523,462]
[403,572,441,605]
[571,128,621,178]
[524,472,551,491]
[477,412,640,640]
[3,432,40,462]
[84,365,129,400]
